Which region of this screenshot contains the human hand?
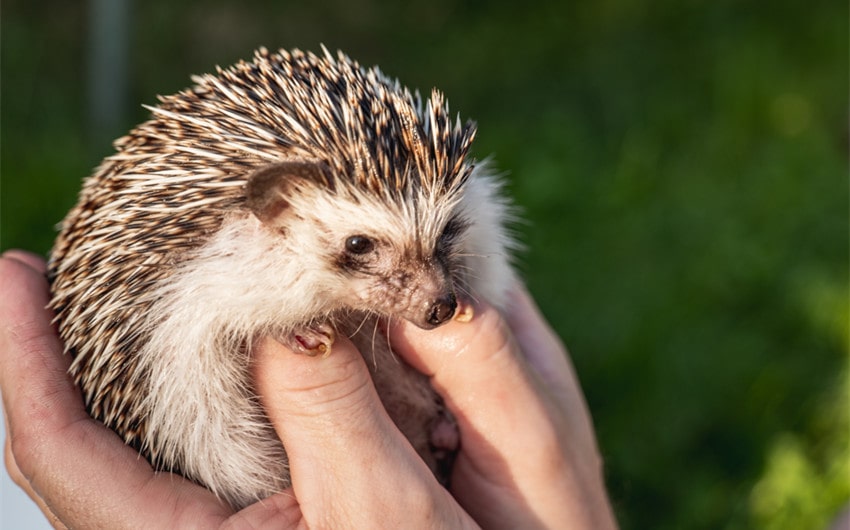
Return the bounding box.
[248,282,618,529]
[0,251,250,529]
[383,284,619,529]
[1,249,616,529]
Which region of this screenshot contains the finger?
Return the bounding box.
[503,282,575,388]
[1,249,47,274]
[3,412,67,529]
[0,257,232,528]
[388,300,560,452]
[0,256,82,440]
[251,335,468,527]
[503,283,599,441]
[387,301,598,525]
[388,294,616,529]
[220,490,303,530]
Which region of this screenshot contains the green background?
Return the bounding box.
[2,1,847,528]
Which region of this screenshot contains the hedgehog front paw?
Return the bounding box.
[288,323,336,357]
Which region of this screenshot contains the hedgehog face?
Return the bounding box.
[329,229,458,329]
[245,161,467,329]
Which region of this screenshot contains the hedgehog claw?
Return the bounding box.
[290,324,336,357]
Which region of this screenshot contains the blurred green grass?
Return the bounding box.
[1,1,847,528]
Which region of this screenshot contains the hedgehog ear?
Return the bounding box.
[245,161,334,225]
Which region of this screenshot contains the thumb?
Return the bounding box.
[250,333,449,525]
[386,299,568,479]
[251,334,390,481]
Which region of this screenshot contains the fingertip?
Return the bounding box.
[1,250,48,275]
[0,256,60,355]
[0,254,51,314]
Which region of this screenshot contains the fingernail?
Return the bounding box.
[454,299,475,323]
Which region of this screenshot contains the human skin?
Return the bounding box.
[0,249,617,529]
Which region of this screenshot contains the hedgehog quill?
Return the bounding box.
[48,47,516,509]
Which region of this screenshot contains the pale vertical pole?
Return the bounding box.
[87,0,131,154]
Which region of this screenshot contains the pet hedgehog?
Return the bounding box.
[48,46,516,509]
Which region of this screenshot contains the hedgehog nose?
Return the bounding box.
[427,293,457,327]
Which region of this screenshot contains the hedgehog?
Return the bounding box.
[48,46,516,509]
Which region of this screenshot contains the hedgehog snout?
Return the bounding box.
[425,292,457,328]
[407,291,457,330]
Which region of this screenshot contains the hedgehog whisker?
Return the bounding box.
[453,251,492,259]
[348,309,372,339]
[369,313,382,369]
[454,283,480,306]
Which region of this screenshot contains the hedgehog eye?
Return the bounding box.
[345,235,375,255]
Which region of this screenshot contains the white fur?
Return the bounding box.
[456,164,519,307]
